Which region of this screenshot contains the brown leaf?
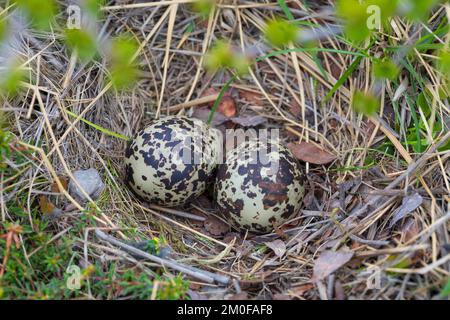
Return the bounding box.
[390,193,423,227]
[400,218,420,243]
[51,177,68,193]
[39,196,61,216]
[289,100,302,118]
[230,115,266,127]
[240,90,263,105]
[289,283,314,297]
[312,249,354,281]
[204,216,230,236]
[192,107,228,127]
[218,96,237,118]
[264,239,286,258]
[288,142,337,165]
[226,292,248,300]
[200,88,236,118]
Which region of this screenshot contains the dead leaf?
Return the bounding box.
[192,107,228,127]
[390,193,423,227]
[218,96,237,118]
[289,283,314,297]
[312,249,354,281]
[223,232,243,245]
[226,292,248,300]
[334,280,346,300]
[288,142,337,165]
[400,218,420,243]
[51,177,68,193]
[204,216,229,236]
[289,100,302,118]
[39,196,62,217]
[264,239,286,258]
[230,115,267,127]
[200,88,236,117]
[239,90,263,105]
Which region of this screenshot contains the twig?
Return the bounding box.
[95,229,230,285]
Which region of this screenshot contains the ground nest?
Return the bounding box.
[0,1,449,300]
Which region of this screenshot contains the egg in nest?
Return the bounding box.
[124,116,221,206]
[215,139,304,233]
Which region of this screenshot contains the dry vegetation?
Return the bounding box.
[0,0,449,300]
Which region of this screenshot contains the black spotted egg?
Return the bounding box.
[124,116,221,207]
[215,139,304,233]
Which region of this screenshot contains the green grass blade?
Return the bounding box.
[277,0,294,21]
[323,55,363,103]
[65,110,130,141]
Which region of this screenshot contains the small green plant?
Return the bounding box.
[108,35,140,89]
[373,58,400,80]
[264,18,299,47]
[14,0,57,30]
[352,90,380,115]
[204,40,250,75]
[191,0,216,19]
[64,29,98,62]
[440,278,450,297]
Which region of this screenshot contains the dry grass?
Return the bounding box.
[0,1,449,300]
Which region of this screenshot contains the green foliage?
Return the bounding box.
[0,64,25,96]
[373,58,400,80]
[0,115,12,165]
[437,49,450,75]
[402,0,441,21]
[368,0,398,22]
[336,0,372,43]
[192,0,216,19]
[336,0,399,43]
[352,90,380,115]
[0,199,189,299]
[14,0,57,30]
[143,236,166,255]
[109,35,139,89]
[440,278,450,297]
[205,40,250,75]
[64,29,98,62]
[83,0,105,18]
[0,18,8,42]
[264,18,299,47]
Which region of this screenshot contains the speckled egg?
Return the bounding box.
[215,139,304,233]
[124,116,221,207]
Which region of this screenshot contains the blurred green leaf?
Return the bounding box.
[204,40,250,75]
[352,90,380,115]
[264,18,299,47]
[336,0,371,43]
[109,35,139,89]
[437,49,450,75]
[0,18,8,42]
[367,0,399,22]
[373,58,400,80]
[205,40,234,70]
[0,65,25,96]
[14,0,57,30]
[401,0,441,21]
[441,278,450,297]
[84,0,105,18]
[64,29,98,62]
[192,0,216,19]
